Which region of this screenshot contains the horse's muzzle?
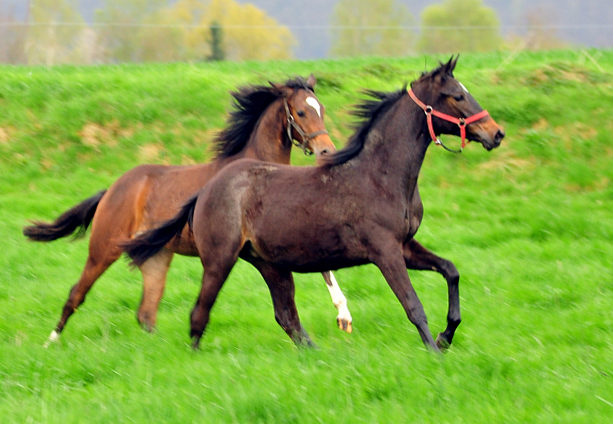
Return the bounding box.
[311,133,337,162]
[473,118,505,150]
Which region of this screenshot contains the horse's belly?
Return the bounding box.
[249,228,368,272]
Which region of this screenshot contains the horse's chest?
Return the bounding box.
[405,211,422,239]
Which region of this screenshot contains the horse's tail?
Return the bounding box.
[23,190,107,242]
[121,193,199,267]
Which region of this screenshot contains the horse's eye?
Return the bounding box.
[454,94,465,102]
[297,110,306,117]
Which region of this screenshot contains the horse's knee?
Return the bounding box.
[407,303,428,327]
[442,260,459,283]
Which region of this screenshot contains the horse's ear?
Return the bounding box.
[432,62,449,85]
[445,55,459,76]
[306,73,316,89]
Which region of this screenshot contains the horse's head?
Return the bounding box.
[410,56,504,151]
[271,74,336,162]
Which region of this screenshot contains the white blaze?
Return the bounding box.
[458,81,469,93]
[306,96,321,118]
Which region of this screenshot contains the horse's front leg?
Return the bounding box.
[321,271,352,333]
[371,244,439,352]
[403,238,460,351]
[257,263,315,348]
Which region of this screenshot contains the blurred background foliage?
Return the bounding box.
[0,0,593,65]
[2,0,295,65]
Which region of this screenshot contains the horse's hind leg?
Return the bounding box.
[137,249,173,332]
[258,263,315,348]
[45,248,120,347]
[321,271,352,333]
[403,238,460,350]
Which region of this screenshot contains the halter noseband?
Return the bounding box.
[283,98,329,156]
[408,89,490,153]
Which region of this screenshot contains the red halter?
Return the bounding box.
[407,89,490,151]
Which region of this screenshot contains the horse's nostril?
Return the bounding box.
[495,129,505,142]
[320,149,330,155]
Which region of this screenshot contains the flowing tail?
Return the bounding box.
[23,190,107,241]
[121,193,199,267]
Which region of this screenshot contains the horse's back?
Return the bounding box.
[194,159,363,269]
[90,163,216,247]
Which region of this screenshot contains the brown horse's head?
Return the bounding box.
[411,56,505,151]
[271,74,336,162]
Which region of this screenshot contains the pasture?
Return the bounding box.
[1,50,612,422]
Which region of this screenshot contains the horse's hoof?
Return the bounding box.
[435,333,451,351]
[303,339,319,350]
[298,337,317,349]
[191,337,201,350]
[292,330,318,349]
[337,317,353,333]
[43,330,60,348]
[138,322,155,333]
[142,323,155,333]
[137,312,156,333]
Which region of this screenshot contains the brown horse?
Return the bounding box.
[24,75,353,346]
[124,57,504,352]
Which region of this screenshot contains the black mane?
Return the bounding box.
[323,87,407,167]
[214,77,314,158]
[323,57,458,167]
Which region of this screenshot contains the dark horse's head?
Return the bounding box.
[215,74,335,162]
[410,56,505,151]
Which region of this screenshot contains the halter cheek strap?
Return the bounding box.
[407,89,490,152]
[283,98,329,156]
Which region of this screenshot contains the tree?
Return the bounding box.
[95,0,167,62]
[23,0,293,64]
[95,0,293,63]
[165,0,209,61]
[208,21,225,61]
[329,0,414,58]
[204,0,295,60]
[26,0,89,65]
[417,0,503,54]
[137,7,186,62]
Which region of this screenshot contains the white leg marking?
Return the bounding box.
[43,330,60,348]
[306,96,321,118]
[325,271,352,332]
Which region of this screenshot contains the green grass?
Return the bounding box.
[1,49,613,423]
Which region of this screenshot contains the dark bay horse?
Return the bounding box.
[124,57,505,352]
[24,75,353,346]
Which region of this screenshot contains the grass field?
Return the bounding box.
[1,50,613,423]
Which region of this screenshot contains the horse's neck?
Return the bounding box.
[356,98,430,197]
[242,102,291,164]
